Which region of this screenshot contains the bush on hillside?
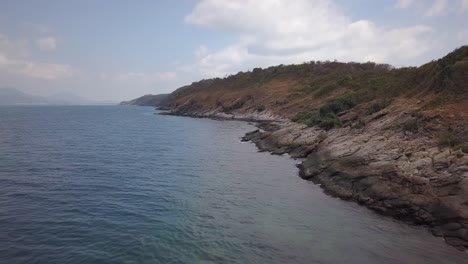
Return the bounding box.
[439,132,462,148]
[402,120,419,132]
[256,105,266,112]
[319,93,357,116]
[366,100,391,115]
[351,119,366,129]
[460,143,468,154]
[293,93,358,130]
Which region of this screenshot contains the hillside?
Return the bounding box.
[157,46,468,250]
[163,46,468,137]
[120,94,169,107]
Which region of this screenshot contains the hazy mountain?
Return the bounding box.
[0,87,49,105]
[47,91,96,105]
[0,87,115,106]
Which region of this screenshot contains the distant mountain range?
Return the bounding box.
[119,94,169,107]
[0,87,114,106]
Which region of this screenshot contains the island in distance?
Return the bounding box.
[119,94,169,107]
[121,46,468,251]
[0,87,114,106]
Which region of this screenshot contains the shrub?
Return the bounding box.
[318,114,342,130]
[256,105,266,112]
[314,84,339,98]
[410,110,424,119]
[351,119,366,129]
[439,132,462,148]
[460,143,468,154]
[306,83,321,93]
[292,110,319,123]
[402,119,419,132]
[319,93,357,116]
[293,109,342,130]
[366,100,391,115]
[293,93,359,130]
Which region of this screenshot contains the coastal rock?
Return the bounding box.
[154,46,468,251]
[240,118,468,250]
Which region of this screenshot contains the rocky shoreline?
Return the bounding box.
[162,109,468,251]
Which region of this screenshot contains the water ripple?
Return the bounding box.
[0,106,466,264]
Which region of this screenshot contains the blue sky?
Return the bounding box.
[0,0,467,101]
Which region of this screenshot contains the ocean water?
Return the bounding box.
[0,106,466,264]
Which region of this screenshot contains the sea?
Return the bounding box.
[0,106,466,264]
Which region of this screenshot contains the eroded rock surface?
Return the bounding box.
[241,112,468,251]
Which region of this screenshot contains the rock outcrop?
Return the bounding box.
[240,111,468,251]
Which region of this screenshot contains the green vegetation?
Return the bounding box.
[351,119,366,129]
[292,110,320,126]
[305,83,321,93]
[314,84,340,98]
[168,47,467,105]
[164,46,467,128]
[402,120,419,132]
[256,105,266,112]
[293,93,358,130]
[293,110,340,130]
[439,132,462,148]
[439,132,468,153]
[319,92,358,115]
[410,110,424,119]
[366,100,391,115]
[453,60,468,70]
[317,114,342,130]
[460,144,468,154]
[401,111,428,133]
[435,46,468,72]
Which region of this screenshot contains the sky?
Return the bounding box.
[0,0,467,102]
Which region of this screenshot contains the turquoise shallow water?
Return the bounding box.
[0,106,466,264]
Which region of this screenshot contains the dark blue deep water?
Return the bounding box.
[0,106,466,264]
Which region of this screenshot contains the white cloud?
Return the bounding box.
[9,61,73,80]
[184,0,434,77]
[0,33,29,57]
[396,0,415,9]
[424,0,449,17]
[157,71,177,81]
[31,23,51,34]
[396,0,468,15]
[462,0,468,11]
[101,71,177,84]
[457,30,468,41]
[195,45,209,58]
[0,53,8,65]
[0,33,73,80]
[0,55,74,80]
[36,37,57,51]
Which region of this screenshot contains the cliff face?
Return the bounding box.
[120,94,169,107]
[160,46,468,250]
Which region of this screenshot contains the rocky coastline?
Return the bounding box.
[162,109,468,251]
[153,47,468,251]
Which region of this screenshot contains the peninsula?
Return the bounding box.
[124,46,468,250]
